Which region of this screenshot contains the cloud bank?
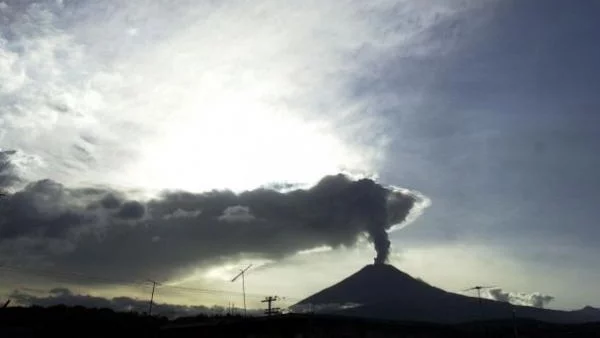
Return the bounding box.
[0,162,428,282]
[486,288,554,308]
[9,287,240,318]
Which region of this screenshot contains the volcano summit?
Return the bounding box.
[294,264,600,324]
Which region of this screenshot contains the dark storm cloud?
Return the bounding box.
[115,201,145,220]
[100,193,122,209]
[0,174,424,282]
[487,288,554,308]
[0,179,94,239]
[10,288,237,318]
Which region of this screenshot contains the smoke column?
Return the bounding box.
[371,226,391,265]
[348,178,405,265]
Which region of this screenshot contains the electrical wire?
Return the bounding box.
[0,263,301,302]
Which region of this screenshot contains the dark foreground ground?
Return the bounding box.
[2,306,600,338]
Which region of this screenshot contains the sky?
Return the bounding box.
[1,0,600,314]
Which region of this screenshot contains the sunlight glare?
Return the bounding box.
[130,91,368,192]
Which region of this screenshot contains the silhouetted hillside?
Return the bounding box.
[0,305,166,337]
[2,305,600,337]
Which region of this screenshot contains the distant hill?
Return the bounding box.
[0,305,166,337]
[2,301,600,337]
[294,264,600,324]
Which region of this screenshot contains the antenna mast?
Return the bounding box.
[231,264,253,317]
[463,285,495,336]
[147,279,160,316]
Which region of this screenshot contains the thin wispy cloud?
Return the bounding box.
[1,0,483,192]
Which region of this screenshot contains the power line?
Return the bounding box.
[165,284,272,299]
[0,264,147,288]
[0,263,301,302]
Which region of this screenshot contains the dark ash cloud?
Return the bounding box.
[10,288,237,318]
[0,179,94,239]
[0,174,426,283]
[116,201,146,220]
[218,205,256,223]
[100,193,122,209]
[162,208,201,220]
[487,288,554,308]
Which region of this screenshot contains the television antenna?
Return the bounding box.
[463,285,495,331]
[147,279,161,316]
[231,264,253,317]
[463,285,495,298]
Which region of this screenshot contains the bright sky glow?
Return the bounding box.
[4,0,443,192]
[131,95,368,192]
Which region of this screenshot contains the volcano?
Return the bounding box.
[294,264,600,324]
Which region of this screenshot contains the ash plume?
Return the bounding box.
[0,173,425,281]
[304,175,414,265]
[351,178,392,264]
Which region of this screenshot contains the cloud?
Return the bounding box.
[218,205,256,223]
[0,179,96,239]
[100,193,122,209]
[0,174,427,283]
[0,0,484,192]
[115,201,145,220]
[0,149,19,189]
[162,208,201,220]
[9,287,241,318]
[486,288,554,308]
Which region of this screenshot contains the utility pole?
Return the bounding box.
[231,264,252,317]
[477,287,483,321]
[147,280,160,316]
[227,302,236,316]
[262,296,280,316]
